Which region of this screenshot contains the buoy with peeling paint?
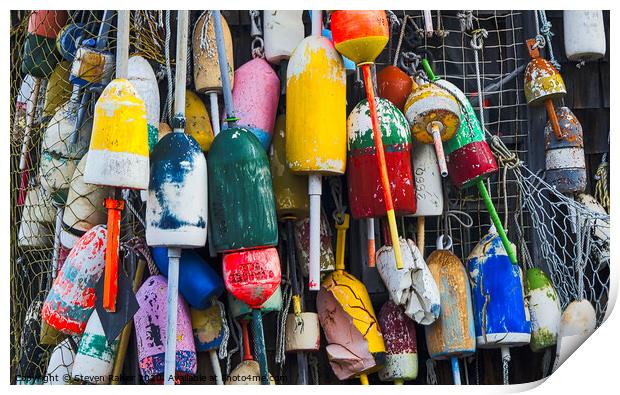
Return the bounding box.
[70,46,114,88]
[207,127,278,252]
[376,237,440,325]
[553,299,597,371]
[467,227,531,348]
[287,15,346,290]
[378,300,418,384]
[146,132,209,249]
[71,310,119,384]
[18,185,56,248]
[228,285,283,319]
[347,97,416,218]
[232,57,280,149]
[575,193,609,265]
[45,337,77,385]
[151,247,224,309]
[21,10,67,78]
[56,22,84,61]
[294,211,336,276]
[545,107,586,194]
[226,319,276,385]
[191,303,226,384]
[83,78,149,190]
[318,213,386,381]
[525,268,561,352]
[185,90,214,152]
[193,11,234,94]
[564,11,606,63]
[425,236,475,384]
[134,275,197,383]
[264,10,304,64]
[128,55,160,150]
[377,65,413,111]
[41,225,107,335]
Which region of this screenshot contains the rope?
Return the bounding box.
[457,10,474,32]
[538,11,561,70]
[275,278,292,367]
[470,29,488,134]
[225,310,241,376]
[502,353,510,385]
[393,15,410,66]
[329,177,346,224]
[212,297,230,360]
[308,353,320,384]
[163,10,173,124]
[426,359,438,385]
[594,154,610,213]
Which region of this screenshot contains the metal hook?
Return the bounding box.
[436,234,453,251]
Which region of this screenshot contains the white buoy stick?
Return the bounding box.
[115,10,130,79]
[209,92,221,136]
[209,349,223,385]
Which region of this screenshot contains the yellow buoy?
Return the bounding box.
[43,61,71,119]
[185,90,214,152]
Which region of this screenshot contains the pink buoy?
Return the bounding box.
[41,225,107,335]
[134,275,197,384]
[231,58,280,150]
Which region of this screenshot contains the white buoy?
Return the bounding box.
[553,299,597,371]
[564,11,606,62]
[45,337,77,385]
[264,10,304,64]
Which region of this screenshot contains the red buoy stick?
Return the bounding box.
[102,197,124,312]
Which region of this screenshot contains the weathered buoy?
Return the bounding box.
[134,275,197,383]
[41,225,107,335]
[467,227,531,348]
[146,132,208,249]
[404,81,461,177]
[225,319,276,385]
[411,143,444,216]
[207,127,278,252]
[437,79,498,188]
[524,38,566,142]
[60,153,109,249]
[575,193,609,264]
[294,211,336,276]
[287,20,346,289]
[264,10,304,64]
[151,247,224,310]
[70,45,115,87]
[228,285,283,319]
[43,61,72,120]
[318,214,385,381]
[321,27,356,73]
[544,107,586,194]
[45,337,77,385]
[128,55,160,150]
[564,11,606,62]
[193,11,234,93]
[83,78,149,190]
[71,310,119,384]
[285,311,321,353]
[348,97,416,218]
[270,114,309,221]
[553,299,597,371]
[56,22,84,61]
[18,185,56,248]
[377,65,413,111]
[191,303,226,384]
[21,10,67,78]
[185,90,214,152]
[376,238,440,325]
[525,268,561,352]
[378,300,418,384]
[425,236,476,384]
[232,57,280,149]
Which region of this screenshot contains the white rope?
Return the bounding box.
[426,359,438,385]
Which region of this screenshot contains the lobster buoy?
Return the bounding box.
[45,337,77,385]
[425,237,475,384]
[378,300,418,384]
[270,114,309,221]
[437,79,498,188]
[16,299,48,385]
[193,11,234,93]
[264,10,304,64]
[321,27,356,73]
[294,211,336,276]
[564,11,606,62]
[60,153,109,249]
[411,143,443,216]
[575,193,609,265]
[128,56,160,150]
[525,268,561,352]
[43,61,72,120]
[232,58,280,149]
[467,227,531,348]
[134,275,197,383]
[18,185,56,248]
[404,82,461,177]
[39,100,92,203]
[146,132,208,249]
[377,65,413,111]
[41,225,107,335]
[151,247,224,309]
[83,79,149,190]
[225,319,276,385]
[56,22,84,61]
[228,285,283,319]
[21,10,67,78]
[71,310,119,384]
[185,90,214,152]
[207,127,278,252]
[347,97,416,218]
[285,312,321,353]
[191,303,226,384]
[553,299,597,372]
[376,238,440,325]
[545,107,586,194]
[70,46,115,88]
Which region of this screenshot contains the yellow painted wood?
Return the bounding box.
[185,90,214,152]
[193,12,234,93]
[89,78,148,156]
[404,84,460,144]
[286,36,346,175]
[43,61,71,118]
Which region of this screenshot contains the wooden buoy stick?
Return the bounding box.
[476,180,518,265]
[209,349,223,385]
[209,92,221,135]
[51,205,64,278]
[416,216,425,256]
[367,218,376,267]
[213,11,235,128]
[359,373,369,385]
[545,99,563,140]
[163,10,190,386]
[17,77,42,206]
[361,64,403,269]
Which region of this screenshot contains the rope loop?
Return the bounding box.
[470,28,488,50]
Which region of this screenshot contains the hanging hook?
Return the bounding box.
[249,10,265,59]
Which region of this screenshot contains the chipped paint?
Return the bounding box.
[524,58,566,106]
[70,47,114,87]
[72,310,119,384]
[193,12,234,93]
[404,84,461,144]
[294,212,336,275]
[378,300,418,382]
[228,285,283,319]
[411,143,444,217]
[525,268,561,352]
[191,304,225,352]
[128,56,160,150]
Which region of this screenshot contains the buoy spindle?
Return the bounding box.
[476,181,517,265]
